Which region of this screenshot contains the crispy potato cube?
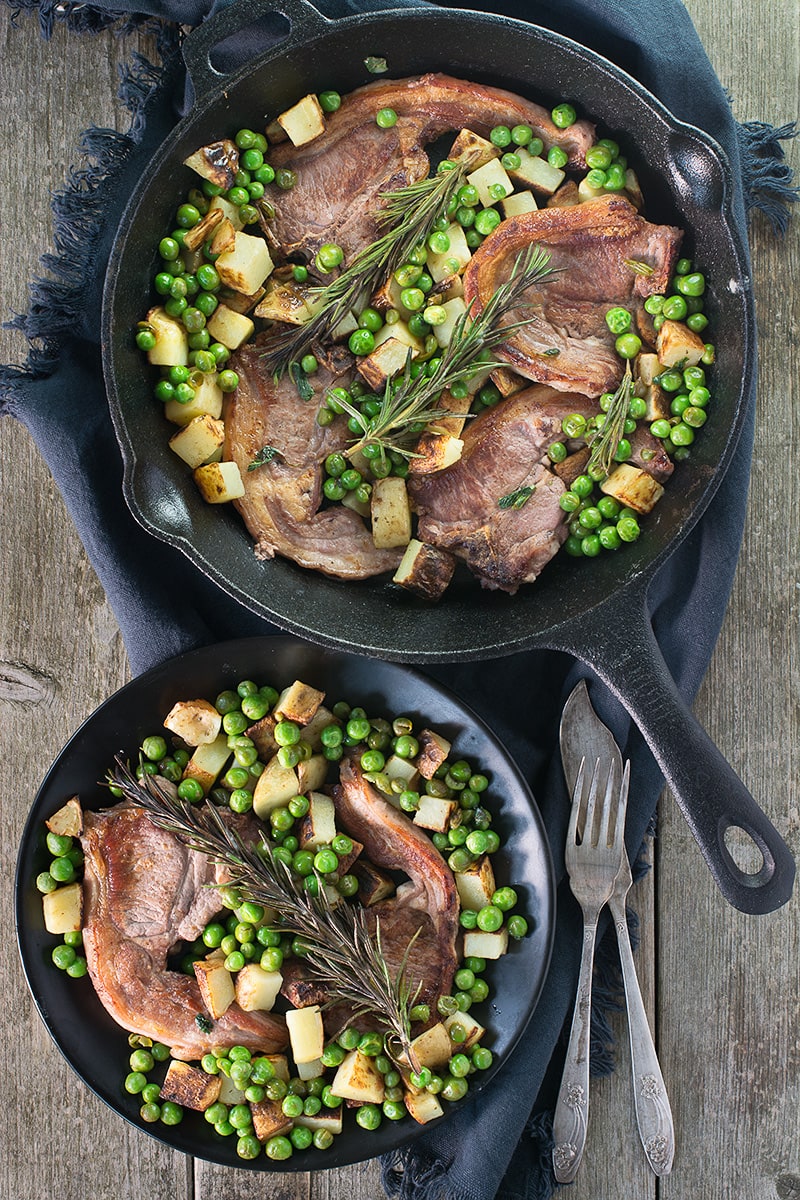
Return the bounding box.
[159,1060,222,1111]
[413,793,457,834]
[392,540,457,601]
[193,460,246,504]
[181,206,224,253]
[275,680,325,724]
[600,463,664,514]
[235,964,283,1012]
[330,1050,386,1104]
[371,274,406,313]
[182,732,231,793]
[206,304,255,351]
[145,306,188,367]
[215,231,274,296]
[295,1106,343,1133]
[636,352,661,386]
[46,796,82,838]
[332,836,363,876]
[183,139,238,189]
[577,177,608,203]
[448,127,499,169]
[409,431,464,475]
[467,158,514,207]
[371,477,412,549]
[444,1010,486,1050]
[357,336,417,393]
[295,1057,326,1081]
[286,1005,325,1063]
[297,705,339,751]
[297,792,337,849]
[404,1087,444,1125]
[426,223,472,282]
[624,168,644,209]
[164,372,223,426]
[253,755,300,818]
[642,383,671,421]
[208,194,246,232]
[163,698,222,746]
[508,148,565,195]
[265,1053,290,1082]
[502,190,539,218]
[168,414,225,468]
[384,754,420,790]
[254,280,315,325]
[42,882,82,934]
[351,859,396,906]
[416,728,451,778]
[455,854,497,910]
[216,1075,247,1105]
[405,1022,453,1069]
[250,1098,293,1140]
[246,713,278,758]
[372,319,423,353]
[295,754,328,795]
[547,179,580,208]
[463,927,509,960]
[277,93,326,147]
[193,957,235,1018]
[656,318,706,368]
[431,296,468,349]
[490,366,526,397]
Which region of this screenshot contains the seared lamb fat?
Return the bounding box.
[80,804,287,1059]
[462,194,682,397]
[408,386,597,593]
[224,341,402,579]
[267,73,595,259]
[331,758,460,1009]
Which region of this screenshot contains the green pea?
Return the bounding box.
[585,143,613,170]
[617,515,641,542]
[615,333,642,359]
[605,306,632,334]
[508,914,530,939]
[348,328,375,355]
[547,145,569,169]
[561,411,587,438]
[49,857,76,883]
[489,124,512,148]
[474,208,501,236]
[319,89,341,112]
[441,1075,469,1102]
[375,107,398,128]
[551,103,577,128]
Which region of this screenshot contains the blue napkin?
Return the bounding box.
[1,1,796,1197]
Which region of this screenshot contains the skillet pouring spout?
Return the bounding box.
[548,585,795,915]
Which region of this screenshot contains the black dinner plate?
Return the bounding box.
[15,635,555,1170]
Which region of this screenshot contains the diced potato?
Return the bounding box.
[181,206,224,253]
[357,336,417,392]
[351,859,396,906]
[642,383,670,421]
[624,168,644,209]
[547,179,580,208]
[426,223,472,282]
[193,957,235,1018]
[295,1106,343,1133]
[217,284,266,314]
[392,539,456,601]
[371,476,412,549]
[297,792,337,849]
[235,964,283,1012]
[490,366,526,397]
[577,177,607,203]
[250,1098,293,1140]
[409,431,464,475]
[275,680,326,724]
[600,463,664,514]
[404,1022,453,1069]
[552,447,590,488]
[253,280,315,325]
[193,460,246,504]
[217,1075,247,1105]
[215,231,274,296]
[656,318,706,369]
[432,296,468,349]
[144,306,189,367]
[370,274,406,313]
[384,754,420,789]
[46,796,82,838]
[295,1057,326,1081]
[295,753,328,795]
[444,1010,486,1050]
[330,1050,386,1104]
[299,705,339,751]
[330,309,360,341]
[372,319,423,353]
[246,713,278,758]
[416,728,451,778]
[277,93,326,147]
[42,882,82,935]
[508,148,565,195]
[168,414,225,468]
[455,854,497,910]
[413,793,457,833]
[163,698,222,746]
[265,1053,290,1082]
[182,731,231,793]
[206,304,255,350]
[466,158,513,207]
[209,215,237,258]
[164,372,223,426]
[448,127,499,169]
[502,190,538,218]
[183,139,238,189]
[253,755,300,818]
[159,1060,222,1111]
[463,927,509,960]
[404,1087,444,1125]
[332,837,363,875]
[208,194,246,232]
[286,1005,325,1064]
[637,352,661,386]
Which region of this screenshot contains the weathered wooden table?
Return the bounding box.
[1,2,797,1197]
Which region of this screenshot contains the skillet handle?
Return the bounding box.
[553,585,795,914]
[182,0,332,93]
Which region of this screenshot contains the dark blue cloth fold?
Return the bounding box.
[1,1,796,1197]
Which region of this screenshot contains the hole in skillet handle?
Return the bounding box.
[720,819,771,882]
[181,0,330,98]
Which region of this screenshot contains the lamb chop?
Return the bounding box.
[462,194,682,397]
[80,803,288,1060]
[266,73,595,260]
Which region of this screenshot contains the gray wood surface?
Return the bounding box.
[1,3,797,1199]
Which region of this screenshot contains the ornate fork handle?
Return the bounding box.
[610,892,675,1176]
[552,907,600,1183]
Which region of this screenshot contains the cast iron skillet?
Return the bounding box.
[102,0,795,914]
[16,636,554,1168]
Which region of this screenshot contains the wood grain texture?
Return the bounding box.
[0,3,797,1199]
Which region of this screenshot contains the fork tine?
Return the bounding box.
[567,757,586,844]
[612,760,631,853]
[582,757,602,846]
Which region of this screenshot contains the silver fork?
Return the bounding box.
[552,756,629,1183]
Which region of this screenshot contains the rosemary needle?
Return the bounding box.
[587,362,634,478]
[107,759,420,1066]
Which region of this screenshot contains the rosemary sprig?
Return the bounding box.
[587,362,633,478]
[247,445,281,471]
[338,244,555,460]
[498,485,536,510]
[262,164,469,375]
[107,759,420,1067]
[624,258,654,277]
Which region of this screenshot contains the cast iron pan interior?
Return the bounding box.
[16,635,555,1169]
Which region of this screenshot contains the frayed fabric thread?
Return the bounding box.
[737,119,799,234]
